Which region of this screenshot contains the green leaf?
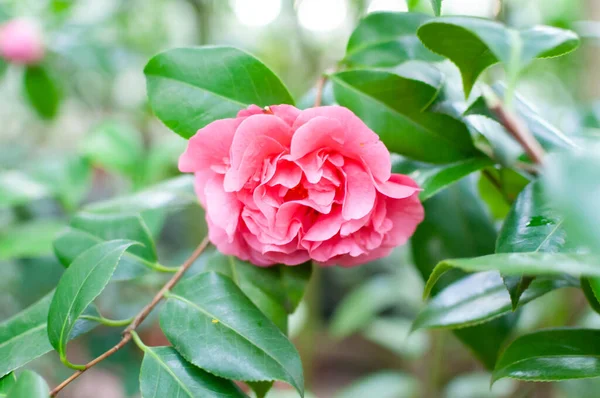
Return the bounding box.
[160,272,304,396]
[344,12,441,67]
[493,328,600,383]
[145,46,294,139]
[496,181,570,308]
[199,252,312,333]
[0,373,17,396]
[0,219,64,260]
[246,381,272,398]
[0,171,50,209]
[334,371,420,398]
[424,253,600,298]
[392,155,492,201]
[54,212,158,281]
[581,278,600,315]
[83,121,145,180]
[417,17,580,95]
[0,292,99,378]
[331,64,477,163]
[48,240,136,366]
[6,370,48,398]
[543,149,600,253]
[431,0,442,15]
[23,65,61,119]
[137,344,247,398]
[413,271,575,330]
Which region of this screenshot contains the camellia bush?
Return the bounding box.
[2,1,600,397]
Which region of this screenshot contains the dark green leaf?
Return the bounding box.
[83,121,145,180]
[334,371,419,398]
[23,65,61,119]
[581,278,600,315]
[413,271,575,330]
[160,272,304,395]
[497,181,570,308]
[0,373,16,396]
[344,12,441,67]
[0,292,99,378]
[6,370,48,398]
[0,220,64,260]
[200,252,312,333]
[0,171,50,209]
[246,381,272,398]
[145,46,294,139]
[392,156,492,200]
[331,64,476,163]
[54,212,158,281]
[138,345,247,398]
[48,240,135,364]
[493,328,600,383]
[417,17,580,95]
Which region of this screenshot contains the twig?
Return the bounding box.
[484,90,546,166]
[50,237,210,397]
[313,74,327,107]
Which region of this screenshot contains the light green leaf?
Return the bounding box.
[6,370,48,398]
[54,212,158,281]
[137,344,247,398]
[0,292,99,378]
[334,371,420,398]
[0,220,64,260]
[83,121,145,180]
[0,373,16,396]
[0,171,50,209]
[413,271,575,330]
[392,155,492,201]
[48,240,136,366]
[417,17,580,95]
[431,0,442,15]
[331,64,477,163]
[160,272,304,396]
[145,46,294,139]
[344,12,441,67]
[23,65,61,119]
[493,328,600,383]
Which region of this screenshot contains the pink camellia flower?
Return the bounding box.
[180,105,424,267]
[0,19,44,65]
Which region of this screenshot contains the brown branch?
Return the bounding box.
[50,237,210,397]
[313,74,327,107]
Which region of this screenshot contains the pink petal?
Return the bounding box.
[267,159,302,188]
[376,174,421,198]
[289,116,344,160]
[204,174,241,239]
[303,207,344,241]
[342,162,376,220]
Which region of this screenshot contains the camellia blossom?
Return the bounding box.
[180,105,424,266]
[0,19,45,65]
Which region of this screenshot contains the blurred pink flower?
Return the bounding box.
[0,19,44,65]
[180,105,424,267]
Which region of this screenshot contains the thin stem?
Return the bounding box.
[50,237,210,397]
[129,330,147,352]
[313,74,327,107]
[143,261,180,273]
[79,315,135,328]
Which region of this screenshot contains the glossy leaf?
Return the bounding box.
[417,17,580,95]
[334,371,419,398]
[23,65,61,119]
[331,64,477,163]
[6,370,49,398]
[392,155,492,201]
[0,292,98,377]
[0,373,16,396]
[200,251,312,332]
[83,121,145,180]
[493,328,600,383]
[413,271,575,330]
[145,46,294,139]
[160,272,304,395]
[48,240,135,364]
[344,12,441,67]
[424,253,600,298]
[0,220,64,260]
[54,212,158,281]
[0,171,50,208]
[497,181,570,308]
[138,345,247,398]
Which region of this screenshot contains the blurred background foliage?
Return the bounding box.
[0,0,599,397]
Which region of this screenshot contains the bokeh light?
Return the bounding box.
[367,0,408,13]
[232,0,282,28]
[297,0,348,32]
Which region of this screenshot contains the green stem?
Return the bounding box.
[143,261,179,273]
[80,315,135,328]
[130,330,147,352]
[60,355,85,371]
